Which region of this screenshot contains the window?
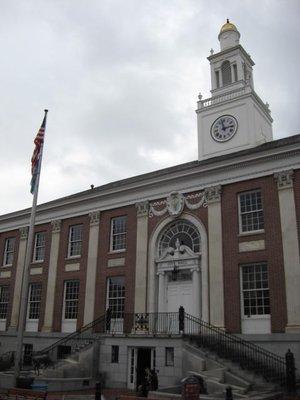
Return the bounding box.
[3,238,15,266]
[64,280,80,319]
[241,263,270,317]
[27,283,42,320]
[57,345,71,359]
[68,225,83,257]
[107,277,125,319]
[159,220,201,257]
[111,345,119,363]
[165,347,174,366]
[233,64,238,81]
[215,71,220,88]
[23,343,33,365]
[221,60,232,86]
[110,216,126,251]
[33,232,46,262]
[0,286,9,319]
[239,190,264,233]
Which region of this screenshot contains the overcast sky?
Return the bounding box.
[0,0,299,215]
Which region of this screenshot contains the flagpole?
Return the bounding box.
[14,109,48,386]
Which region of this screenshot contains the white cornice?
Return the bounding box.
[0,138,299,232]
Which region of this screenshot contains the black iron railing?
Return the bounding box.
[34,313,107,361]
[184,313,286,385]
[0,309,292,389]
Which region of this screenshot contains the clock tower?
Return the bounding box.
[197,20,273,160]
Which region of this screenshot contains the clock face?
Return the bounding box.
[211,115,238,142]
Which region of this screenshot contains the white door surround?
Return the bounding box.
[147,213,208,322]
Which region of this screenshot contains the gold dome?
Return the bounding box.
[220,19,238,34]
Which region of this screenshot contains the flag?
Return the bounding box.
[30,111,47,194]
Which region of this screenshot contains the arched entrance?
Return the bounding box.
[147,214,208,321]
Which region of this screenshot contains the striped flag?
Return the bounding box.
[30,111,48,194]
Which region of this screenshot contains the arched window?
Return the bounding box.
[158,220,201,256]
[221,60,232,86]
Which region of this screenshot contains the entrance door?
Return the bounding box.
[167,282,193,313]
[136,348,151,389]
[127,348,154,390]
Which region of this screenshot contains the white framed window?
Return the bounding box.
[0,286,9,319]
[159,220,201,257]
[111,345,119,363]
[221,60,232,86]
[68,225,83,258]
[240,262,270,317]
[106,277,125,319]
[27,283,42,320]
[238,190,264,233]
[63,280,80,320]
[165,347,174,366]
[3,238,15,266]
[33,232,46,262]
[215,70,220,88]
[233,64,238,81]
[110,216,126,252]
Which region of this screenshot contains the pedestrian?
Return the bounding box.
[150,369,158,391]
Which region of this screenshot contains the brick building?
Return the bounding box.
[0,20,299,389]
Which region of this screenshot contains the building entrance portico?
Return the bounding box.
[156,229,201,319]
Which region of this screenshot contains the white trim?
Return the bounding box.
[147,212,209,322]
[0,142,299,232]
[238,189,264,234]
[109,216,127,253]
[67,225,82,258]
[62,280,79,321]
[3,237,15,266]
[32,232,46,263]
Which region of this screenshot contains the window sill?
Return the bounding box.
[109,249,126,255]
[0,264,12,268]
[242,315,270,320]
[238,229,264,237]
[31,260,44,264]
[65,255,81,261]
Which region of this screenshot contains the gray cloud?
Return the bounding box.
[0,0,299,214]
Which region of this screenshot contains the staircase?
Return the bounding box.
[184,313,287,387]
[0,310,295,396]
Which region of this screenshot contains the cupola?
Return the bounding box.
[218,19,240,50]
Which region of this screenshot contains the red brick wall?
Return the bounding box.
[222,176,287,333]
[94,205,137,318]
[52,215,90,332]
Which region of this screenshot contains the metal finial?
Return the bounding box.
[210,48,214,55]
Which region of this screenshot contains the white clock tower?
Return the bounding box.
[197,20,273,160]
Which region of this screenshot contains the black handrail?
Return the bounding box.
[0,309,286,386]
[35,313,106,358]
[184,313,286,385]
